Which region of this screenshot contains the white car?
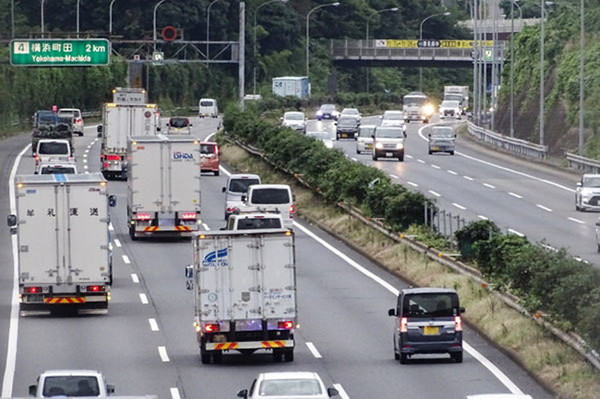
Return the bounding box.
[340,107,361,122]
[381,110,407,132]
[575,173,600,211]
[306,131,334,149]
[356,124,376,154]
[36,159,78,175]
[58,108,84,136]
[439,100,462,120]
[281,111,306,133]
[237,372,339,399]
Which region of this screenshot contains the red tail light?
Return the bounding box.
[215,146,220,155]
[399,317,408,333]
[135,212,152,221]
[180,212,197,220]
[203,323,220,333]
[86,285,105,293]
[278,321,294,330]
[289,204,296,218]
[102,162,109,169]
[26,286,43,294]
[75,118,82,123]
[454,316,462,331]
[106,155,121,161]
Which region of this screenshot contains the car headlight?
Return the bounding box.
[375,142,384,149]
[396,143,404,149]
[316,111,323,116]
[423,104,434,115]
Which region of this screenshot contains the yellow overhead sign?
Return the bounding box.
[375,39,494,49]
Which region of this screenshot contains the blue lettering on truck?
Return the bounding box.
[202,248,229,267]
[173,152,194,160]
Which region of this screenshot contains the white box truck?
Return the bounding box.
[443,85,469,114]
[272,77,309,99]
[7,174,116,314]
[127,135,201,240]
[185,228,297,364]
[98,101,160,180]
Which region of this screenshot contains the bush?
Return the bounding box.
[455,220,501,261]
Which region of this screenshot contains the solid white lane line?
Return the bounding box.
[452,203,467,210]
[508,192,523,199]
[431,164,441,169]
[109,222,114,231]
[483,183,495,189]
[293,219,526,395]
[114,239,121,247]
[508,229,525,237]
[407,181,418,187]
[428,190,441,197]
[306,342,322,359]
[2,144,30,398]
[333,384,350,399]
[478,215,489,220]
[170,388,181,399]
[389,174,398,179]
[417,159,425,164]
[568,217,585,224]
[448,170,458,175]
[202,223,210,231]
[139,293,149,304]
[149,318,159,331]
[463,176,474,181]
[158,346,170,362]
[122,255,131,264]
[536,204,552,212]
[131,273,139,283]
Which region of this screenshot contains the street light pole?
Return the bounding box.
[540,0,545,146]
[41,0,45,36]
[153,0,168,53]
[365,7,398,93]
[306,2,340,81]
[578,0,585,155]
[109,0,117,34]
[11,0,14,38]
[419,12,451,91]
[206,0,221,65]
[253,0,288,95]
[77,0,80,38]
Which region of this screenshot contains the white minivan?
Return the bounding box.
[199,98,218,118]
[240,184,295,229]
[35,139,74,168]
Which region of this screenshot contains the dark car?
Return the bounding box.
[335,116,359,140]
[388,287,465,364]
[167,117,192,134]
[316,104,339,121]
[31,111,73,155]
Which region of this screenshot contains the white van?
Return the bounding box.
[35,139,74,168]
[239,184,295,228]
[198,98,218,118]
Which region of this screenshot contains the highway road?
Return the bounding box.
[312,115,598,265]
[0,116,552,399]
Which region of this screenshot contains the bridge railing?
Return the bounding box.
[565,152,600,174]
[466,121,548,160]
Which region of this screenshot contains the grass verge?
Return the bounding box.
[220,141,600,399]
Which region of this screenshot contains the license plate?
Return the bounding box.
[366,144,372,149]
[385,152,393,157]
[432,146,439,150]
[423,326,440,335]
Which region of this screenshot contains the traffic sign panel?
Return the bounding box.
[10,39,110,66]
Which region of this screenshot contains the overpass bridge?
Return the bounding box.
[330,39,506,68]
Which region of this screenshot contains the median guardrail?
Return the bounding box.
[466,121,548,160]
[566,152,600,174]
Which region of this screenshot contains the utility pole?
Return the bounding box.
[239,2,246,109]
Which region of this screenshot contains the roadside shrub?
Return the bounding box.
[455,220,501,261]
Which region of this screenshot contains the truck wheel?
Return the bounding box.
[336,134,340,141]
[356,149,361,154]
[597,243,600,253]
[450,151,455,156]
[284,350,294,362]
[272,350,283,363]
[372,154,378,161]
[394,351,400,360]
[424,119,429,124]
[451,351,463,363]
[213,170,220,176]
[399,353,408,364]
[200,352,211,364]
[129,225,138,241]
[398,154,404,162]
[428,150,433,155]
[212,351,223,364]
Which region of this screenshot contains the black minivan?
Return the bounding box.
[388,287,465,364]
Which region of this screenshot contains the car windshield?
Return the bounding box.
[376,128,404,138]
[442,101,460,107]
[342,109,359,115]
[251,188,291,204]
[259,379,322,396]
[402,293,460,318]
[359,127,375,137]
[384,113,403,120]
[338,117,356,125]
[200,144,216,154]
[445,94,463,102]
[582,176,600,187]
[236,217,282,230]
[320,105,336,112]
[432,128,454,137]
[229,178,260,193]
[404,96,426,106]
[169,118,189,128]
[40,166,76,174]
[285,113,304,120]
[42,376,100,397]
[307,132,330,141]
[38,142,69,155]
[200,100,214,107]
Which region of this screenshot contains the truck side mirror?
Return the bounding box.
[106,384,115,394]
[577,182,582,187]
[241,195,247,202]
[237,390,248,398]
[108,195,117,207]
[428,133,431,138]
[29,385,37,396]
[371,135,375,139]
[327,387,339,397]
[459,306,466,313]
[222,187,226,193]
[388,308,396,317]
[7,214,17,228]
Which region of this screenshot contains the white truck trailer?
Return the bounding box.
[443,85,469,114]
[7,174,116,313]
[272,77,309,99]
[127,135,201,240]
[185,228,297,364]
[98,99,160,180]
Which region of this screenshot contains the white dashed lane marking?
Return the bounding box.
[122,255,131,264]
[407,181,418,187]
[536,204,552,212]
[568,217,584,224]
[452,203,466,210]
[389,174,398,179]
[139,293,149,304]
[483,183,495,189]
[508,192,523,199]
[448,170,458,175]
[149,318,159,331]
[508,229,524,237]
[478,215,489,220]
[131,273,139,283]
[463,176,474,181]
[114,239,121,247]
[158,346,170,362]
[170,388,181,399]
[431,164,441,169]
[417,159,425,164]
[306,342,322,359]
[428,190,441,197]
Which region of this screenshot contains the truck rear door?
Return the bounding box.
[166,139,201,213]
[129,138,164,212]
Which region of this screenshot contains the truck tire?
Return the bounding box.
[213,170,220,176]
[398,153,404,162]
[284,350,294,362]
[450,151,455,156]
[129,225,138,241]
[200,352,211,364]
[372,154,378,161]
[451,351,463,363]
[272,350,284,362]
[212,351,223,364]
[428,150,433,155]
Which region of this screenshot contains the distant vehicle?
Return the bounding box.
[316,104,339,121]
[381,110,407,131]
[372,126,406,162]
[281,111,307,133]
[58,108,84,136]
[222,173,262,220]
[199,98,218,118]
[200,141,220,176]
[439,100,462,120]
[428,125,456,155]
[272,76,309,99]
[356,124,376,154]
[444,85,469,114]
[239,184,295,229]
[225,213,284,230]
[306,131,334,149]
[35,159,78,175]
[31,110,73,155]
[403,91,434,123]
[166,117,192,134]
[237,372,339,399]
[35,139,74,168]
[340,107,361,122]
[575,173,600,211]
[388,287,465,364]
[335,116,359,140]
[29,370,115,398]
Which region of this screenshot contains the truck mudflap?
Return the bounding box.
[206,340,294,351]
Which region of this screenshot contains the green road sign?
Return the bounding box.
[10,39,110,66]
